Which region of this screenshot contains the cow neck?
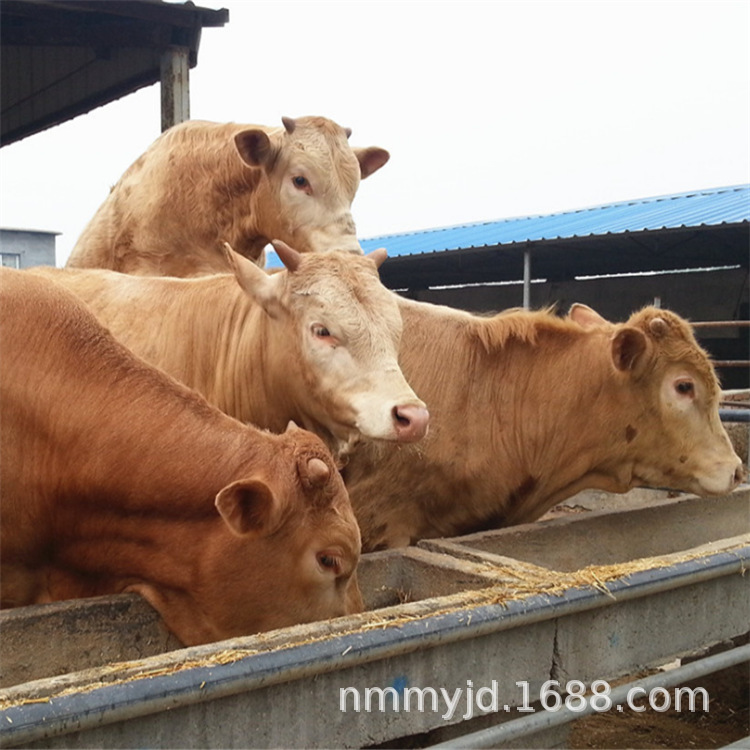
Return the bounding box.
[218,279,303,432]
[474,318,638,526]
[403,303,636,531]
[156,275,275,429]
[49,392,269,595]
[65,361,264,509]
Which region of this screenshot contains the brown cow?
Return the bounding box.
[343,300,745,551]
[66,116,390,275]
[0,268,362,646]
[30,241,429,460]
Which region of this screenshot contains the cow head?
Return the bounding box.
[569,303,744,496]
[179,424,363,644]
[223,241,429,458]
[234,116,389,255]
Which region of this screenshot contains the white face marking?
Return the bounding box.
[647,366,742,496]
[274,135,362,254]
[287,259,427,445]
[660,370,698,416]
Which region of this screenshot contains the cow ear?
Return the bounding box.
[215,478,281,537]
[235,129,277,168]
[612,327,648,372]
[222,242,286,318]
[354,147,390,179]
[271,240,302,272]
[569,303,608,330]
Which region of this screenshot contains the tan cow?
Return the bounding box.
[343,300,745,551]
[66,116,390,276]
[0,268,362,646]
[30,241,429,460]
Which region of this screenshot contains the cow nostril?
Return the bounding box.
[392,405,430,442]
[393,406,411,427]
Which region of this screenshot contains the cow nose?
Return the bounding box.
[392,405,430,442]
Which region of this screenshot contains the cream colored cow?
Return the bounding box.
[67,116,389,275]
[32,242,429,461]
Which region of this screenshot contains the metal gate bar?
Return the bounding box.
[431,644,750,749]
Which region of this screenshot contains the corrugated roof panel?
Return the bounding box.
[360,185,750,257]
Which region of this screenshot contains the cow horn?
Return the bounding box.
[649,317,669,338]
[344,127,352,139]
[307,457,330,488]
[221,241,240,272]
[367,247,388,269]
[271,240,302,272]
[285,420,301,433]
[282,116,296,134]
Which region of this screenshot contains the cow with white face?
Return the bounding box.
[31,242,429,461]
[66,116,390,276]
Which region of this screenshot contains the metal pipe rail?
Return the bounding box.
[431,644,750,749]
[720,408,750,422]
[691,321,750,329]
[721,737,750,749]
[692,320,749,370]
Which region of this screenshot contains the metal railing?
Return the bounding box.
[430,644,750,749]
[692,320,749,370]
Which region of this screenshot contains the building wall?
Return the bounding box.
[400,267,748,320]
[0,228,57,269]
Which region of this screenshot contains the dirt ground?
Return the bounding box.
[371,659,748,750]
[569,662,749,749]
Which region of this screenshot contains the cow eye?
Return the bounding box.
[292,175,309,190]
[675,379,695,397]
[317,552,341,575]
[312,325,331,338]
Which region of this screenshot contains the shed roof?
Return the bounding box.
[1,0,228,146]
[356,185,749,290]
[361,184,750,257]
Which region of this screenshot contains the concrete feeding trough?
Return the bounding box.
[420,489,750,571]
[1,486,748,749]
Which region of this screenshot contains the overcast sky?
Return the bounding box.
[1,0,748,266]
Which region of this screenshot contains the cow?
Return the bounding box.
[342,299,745,551]
[30,241,429,461]
[66,116,390,276]
[0,268,363,647]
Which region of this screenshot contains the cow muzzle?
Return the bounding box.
[346,393,430,445]
[305,224,362,255]
[695,453,745,496]
[392,404,430,443]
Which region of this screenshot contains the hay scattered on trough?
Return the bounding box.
[1,539,747,711]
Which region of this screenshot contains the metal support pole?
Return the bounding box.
[160,47,190,132]
[522,249,531,310]
[431,644,750,749]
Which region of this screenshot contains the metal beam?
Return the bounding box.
[522,248,531,309]
[431,644,750,749]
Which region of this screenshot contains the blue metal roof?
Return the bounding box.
[359,184,750,258]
